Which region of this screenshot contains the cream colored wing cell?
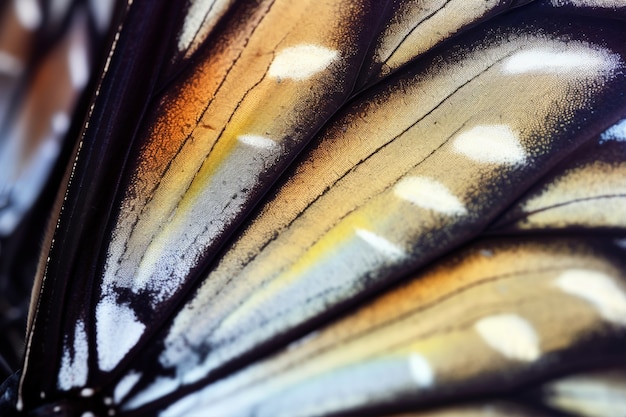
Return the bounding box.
[155,238,626,416]
[114,10,626,412]
[95,0,384,374]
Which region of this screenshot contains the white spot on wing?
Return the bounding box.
[474,314,540,361]
[13,0,42,30]
[80,388,95,397]
[124,376,180,410]
[238,134,277,149]
[394,177,467,215]
[453,125,526,165]
[68,39,90,89]
[96,297,146,371]
[503,47,616,74]
[600,118,626,144]
[269,44,338,81]
[58,320,89,390]
[355,228,405,259]
[408,353,434,388]
[554,269,626,325]
[88,0,115,32]
[178,0,232,56]
[52,112,71,134]
[114,372,142,404]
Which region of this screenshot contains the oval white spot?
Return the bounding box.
[355,228,405,259]
[394,176,467,215]
[14,0,42,30]
[453,125,526,165]
[502,47,616,74]
[554,269,626,326]
[269,44,338,81]
[408,353,435,388]
[80,388,95,397]
[238,134,277,149]
[474,314,540,361]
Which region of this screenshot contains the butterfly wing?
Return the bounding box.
[3,0,626,416]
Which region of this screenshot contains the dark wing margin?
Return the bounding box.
[17,0,181,411]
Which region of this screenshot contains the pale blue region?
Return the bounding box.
[599,118,626,143]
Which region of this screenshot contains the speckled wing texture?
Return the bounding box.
[6,0,626,416]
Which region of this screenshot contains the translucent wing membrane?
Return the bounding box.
[1,0,625,416]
